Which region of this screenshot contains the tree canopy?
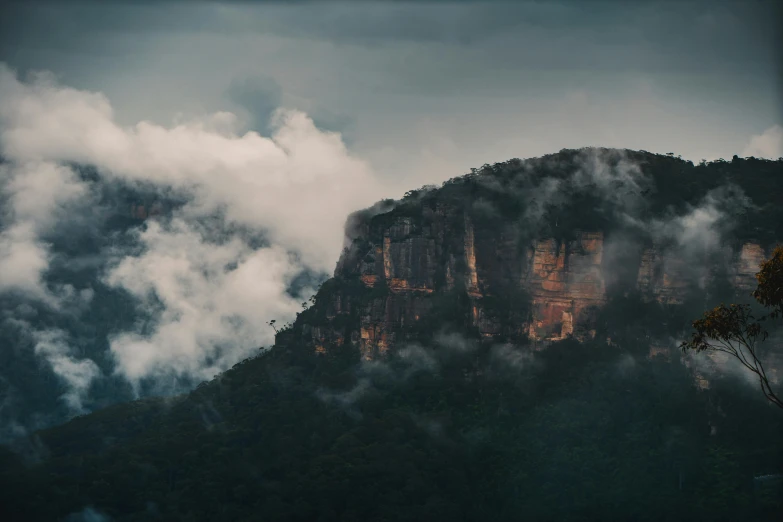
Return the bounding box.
[682,246,783,409]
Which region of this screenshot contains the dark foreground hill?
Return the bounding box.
[1,148,781,522]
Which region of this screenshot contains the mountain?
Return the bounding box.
[1,148,782,522]
[288,148,781,365]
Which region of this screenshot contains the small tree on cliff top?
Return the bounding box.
[681,246,783,409]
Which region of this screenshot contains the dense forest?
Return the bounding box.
[0,149,781,521]
[1,329,780,521]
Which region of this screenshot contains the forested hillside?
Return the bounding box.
[1,148,781,521]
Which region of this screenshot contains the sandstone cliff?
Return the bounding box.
[278,149,780,361]
[294,214,771,359]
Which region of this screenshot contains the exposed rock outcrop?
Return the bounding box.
[276,149,780,361]
[734,242,767,292]
[298,204,770,359]
[636,248,692,305]
[523,232,605,341]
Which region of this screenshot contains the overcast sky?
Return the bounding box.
[2,0,781,190]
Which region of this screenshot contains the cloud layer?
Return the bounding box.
[0,64,385,270]
[3,0,779,187]
[0,62,388,398]
[742,125,783,159]
[105,219,304,382]
[0,161,88,301]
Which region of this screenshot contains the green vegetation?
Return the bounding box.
[683,246,783,408]
[1,333,780,521]
[431,148,782,246]
[1,149,782,521]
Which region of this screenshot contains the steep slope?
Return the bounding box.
[1,148,782,522]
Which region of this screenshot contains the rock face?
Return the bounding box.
[734,243,767,292]
[523,232,605,341]
[291,202,770,360]
[636,248,692,305]
[276,148,782,360]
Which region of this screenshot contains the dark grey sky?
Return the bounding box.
[1,0,781,187]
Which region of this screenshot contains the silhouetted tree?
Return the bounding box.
[682,246,783,409]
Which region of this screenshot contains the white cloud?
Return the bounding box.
[0,161,88,301]
[0,223,51,299]
[396,344,439,377]
[0,61,390,388]
[490,343,537,372]
[33,329,100,413]
[0,63,385,271]
[106,219,305,382]
[3,161,88,225]
[652,185,751,253]
[572,148,650,214]
[434,331,478,354]
[64,506,111,522]
[656,195,726,255]
[742,125,783,159]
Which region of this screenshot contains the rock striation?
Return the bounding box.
[275,148,782,361]
[292,205,771,359]
[523,232,605,341]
